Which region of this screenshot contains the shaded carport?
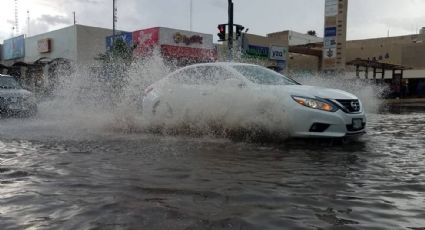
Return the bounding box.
[347,59,412,98]
[288,43,323,71]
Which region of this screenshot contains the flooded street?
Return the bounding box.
[1,110,424,230]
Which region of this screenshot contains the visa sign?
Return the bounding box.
[269,46,287,61]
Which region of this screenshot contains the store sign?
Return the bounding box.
[159,28,213,49]
[173,32,203,46]
[269,46,287,61]
[246,45,269,57]
[2,35,25,60]
[323,47,337,59]
[37,38,52,53]
[325,0,338,16]
[324,36,337,48]
[133,28,160,47]
[106,32,132,51]
[133,28,160,55]
[324,27,337,37]
[325,16,337,27]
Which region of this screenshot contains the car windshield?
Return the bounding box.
[232,65,300,85]
[0,77,22,89]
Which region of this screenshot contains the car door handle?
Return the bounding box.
[201,92,208,96]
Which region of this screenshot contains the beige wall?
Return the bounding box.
[346,34,425,67]
[288,53,320,73]
[76,25,113,65]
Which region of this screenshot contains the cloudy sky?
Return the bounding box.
[1,0,425,43]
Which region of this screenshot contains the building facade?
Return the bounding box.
[132,27,216,65]
[218,30,321,73]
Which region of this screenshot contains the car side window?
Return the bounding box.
[168,67,198,85]
[197,66,232,85]
[169,66,233,85]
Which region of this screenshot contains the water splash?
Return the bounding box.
[292,73,387,113]
[2,53,386,141]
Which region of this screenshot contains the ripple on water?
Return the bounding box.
[0,112,425,229]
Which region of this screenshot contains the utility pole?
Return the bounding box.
[227,0,234,61]
[73,11,76,25]
[27,10,30,36]
[112,0,117,44]
[190,0,193,31]
[14,0,19,35]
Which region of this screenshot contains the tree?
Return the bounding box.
[307,30,317,37]
[95,38,136,107]
[96,38,134,65]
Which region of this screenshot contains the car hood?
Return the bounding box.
[281,85,358,100]
[0,88,32,97]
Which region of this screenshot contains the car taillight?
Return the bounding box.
[144,86,154,96]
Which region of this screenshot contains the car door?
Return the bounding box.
[163,66,207,117]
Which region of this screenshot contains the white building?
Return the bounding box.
[24,24,114,65]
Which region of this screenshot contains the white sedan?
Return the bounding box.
[142,63,366,138]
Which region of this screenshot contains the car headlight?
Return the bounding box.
[291,96,337,112]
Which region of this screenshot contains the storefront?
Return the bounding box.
[132,27,216,65]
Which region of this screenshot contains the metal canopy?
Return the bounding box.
[347,59,411,71]
[346,58,411,81]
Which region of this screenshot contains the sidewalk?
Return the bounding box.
[384,98,425,107]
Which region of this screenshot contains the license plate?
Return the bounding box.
[352,118,363,130]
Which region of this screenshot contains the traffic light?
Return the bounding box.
[235,24,245,39]
[217,24,226,41]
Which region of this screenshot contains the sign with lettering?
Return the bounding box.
[325,0,338,16]
[324,48,337,59]
[173,32,203,46]
[2,35,25,60]
[269,46,287,61]
[323,0,347,71]
[246,45,269,57]
[325,27,337,37]
[159,28,213,49]
[106,32,132,51]
[37,38,51,53]
[324,36,337,48]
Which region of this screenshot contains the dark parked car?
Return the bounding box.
[0,74,37,117]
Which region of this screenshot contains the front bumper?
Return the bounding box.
[287,106,366,138]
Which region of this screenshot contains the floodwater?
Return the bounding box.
[1,109,424,230]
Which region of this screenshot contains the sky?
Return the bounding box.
[1,0,425,43]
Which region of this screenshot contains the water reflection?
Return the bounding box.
[1,111,425,229]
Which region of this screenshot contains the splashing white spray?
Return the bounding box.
[7,52,385,141]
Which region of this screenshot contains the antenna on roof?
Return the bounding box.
[14,0,19,35]
[27,10,30,36]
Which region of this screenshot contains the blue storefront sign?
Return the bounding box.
[106,32,132,51]
[2,35,25,60]
[324,27,337,37]
[246,45,269,57]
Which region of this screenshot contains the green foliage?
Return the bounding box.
[95,37,136,107]
[96,38,135,65]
